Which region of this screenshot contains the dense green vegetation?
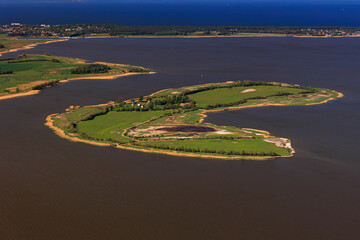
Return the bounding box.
[48,81,342,160]
[71,64,111,74]
[0,54,150,97]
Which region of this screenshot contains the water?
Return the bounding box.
[0,37,359,239]
[1,2,360,26]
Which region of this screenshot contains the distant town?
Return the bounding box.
[1,23,360,38]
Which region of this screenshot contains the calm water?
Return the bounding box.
[0,37,359,239]
[1,2,360,26]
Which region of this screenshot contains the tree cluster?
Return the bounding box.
[0,70,13,75]
[71,64,111,74]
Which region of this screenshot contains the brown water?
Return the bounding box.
[0,37,359,240]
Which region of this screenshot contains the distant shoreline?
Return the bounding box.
[75,34,360,39]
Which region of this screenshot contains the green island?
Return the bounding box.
[46,80,343,160]
[0,53,151,100]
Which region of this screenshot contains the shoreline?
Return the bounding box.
[59,72,153,83]
[0,90,40,101]
[0,38,69,57]
[74,34,360,39]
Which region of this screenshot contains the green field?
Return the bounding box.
[48,80,342,160]
[77,111,169,142]
[0,54,150,97]
[189,85,305,108]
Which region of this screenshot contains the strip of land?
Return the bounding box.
[0,54,152,101]
[2,24,360,38]
[46,80,343,160]
[0,35,69,57]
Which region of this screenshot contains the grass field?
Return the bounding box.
[189,85,306,108]
[77,111,169,142]
[0,54,150,96]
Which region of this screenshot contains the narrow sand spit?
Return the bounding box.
[59,72,150,83]
[0,90,40,101]
[0,39,69,57]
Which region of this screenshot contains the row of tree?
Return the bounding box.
[0,70,13,75]
[132,142,279,156]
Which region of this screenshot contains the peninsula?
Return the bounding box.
[0,53,151,100]
[45,81,343,160]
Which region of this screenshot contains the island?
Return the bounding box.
[0,54,151,100]
[45,80,343,160]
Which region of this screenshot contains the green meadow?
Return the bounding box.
[77,111,169,142]
[189,85,305,108]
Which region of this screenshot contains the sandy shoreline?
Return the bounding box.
[0,38,69,57]
[0,90,40,101]
[59,72,152,83]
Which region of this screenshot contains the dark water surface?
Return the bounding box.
[1,2,360,26]
[0,37,359,240]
